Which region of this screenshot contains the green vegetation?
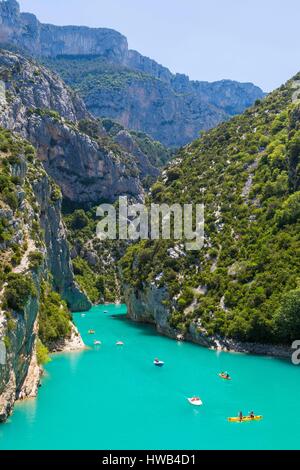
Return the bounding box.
[3,335,11,351]
[0,129,37,293]
[102,118,172,169]
[39,284,72,345]
[69,209,89,230]
[28,251,44,271]
[0,128,27,212]
[3,273,36,313]
[44,56,155,95]
[72,257,102,303]
[36,339,50,365]
[274,289,300,342]
[0,217,12,244]
[27,108,61,122]
[121,75,300,345]
[64,207,123,304]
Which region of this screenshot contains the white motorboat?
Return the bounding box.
[187,397,203,406]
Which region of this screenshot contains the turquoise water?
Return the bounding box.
[0,304,300,450]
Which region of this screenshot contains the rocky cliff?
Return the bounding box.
[0,129,90,421]
[0,0,264,147]
[44,53,264,149]
[0,49,157,206]
[0,0,127,60]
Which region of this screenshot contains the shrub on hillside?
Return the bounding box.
[3,274,36,312]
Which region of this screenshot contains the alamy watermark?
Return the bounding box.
[96,196,204,251]
[291,341,300,365]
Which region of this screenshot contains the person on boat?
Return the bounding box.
[239,411,243,421]
[220,371,230,379]
[249,411,255,419]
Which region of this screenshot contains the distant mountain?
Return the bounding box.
[0,0,264,147]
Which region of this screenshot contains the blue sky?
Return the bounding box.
[18,0,300,91]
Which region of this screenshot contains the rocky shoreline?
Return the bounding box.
[153,321,292,359]
[125,285,293,360]
[127,316,292,359]
[47,323,86,353]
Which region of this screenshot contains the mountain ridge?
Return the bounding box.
[0,0,264,146]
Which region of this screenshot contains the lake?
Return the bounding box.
[0,304,299,449]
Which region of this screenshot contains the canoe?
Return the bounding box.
[228,415,263,423]
[187,397,203,406]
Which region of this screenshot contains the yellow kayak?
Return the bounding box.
[228,415,263,423]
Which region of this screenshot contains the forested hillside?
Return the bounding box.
[121,76,300,345]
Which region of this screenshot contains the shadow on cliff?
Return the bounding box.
[110,314,159,338]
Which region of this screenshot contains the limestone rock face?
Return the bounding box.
[0,49,145,205]
[125,284,170,330]
[31,175,91,312]
[0,0,127,60]
[0,143,91,422]
[114,130,159,180]
[82,71,264,147]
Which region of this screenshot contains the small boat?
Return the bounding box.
[219,373,231,380]
[228,415,263,423]
[153,359,164,367]
[94,340,101,345]
[116,341,124,346]
[187,397,203,406]
[81,314,86,317]
[88,330,95,334]
[104,310,108,313]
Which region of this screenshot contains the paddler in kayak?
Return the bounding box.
[220,371,231,380]
[249,411,255,419]
[239,411,243,422]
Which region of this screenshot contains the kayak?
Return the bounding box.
[228,415,263,423]
[219,374,231,380]
[187,397,203,406]
[153,360,164,367]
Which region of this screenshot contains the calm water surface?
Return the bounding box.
[0,304,299,449]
